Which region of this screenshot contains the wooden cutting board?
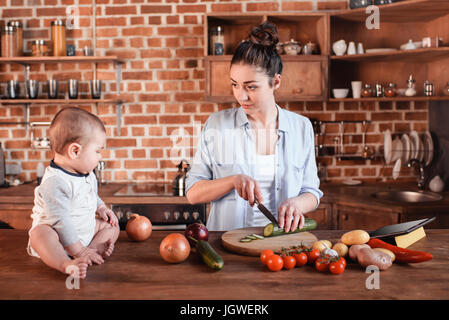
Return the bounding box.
[221,227,318,257]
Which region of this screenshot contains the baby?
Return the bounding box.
[27,107,119,279]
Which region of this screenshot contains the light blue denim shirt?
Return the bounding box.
[186,105,323,231]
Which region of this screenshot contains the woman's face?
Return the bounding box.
[230,63,280,116]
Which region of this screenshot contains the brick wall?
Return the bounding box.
[0,0,425,184]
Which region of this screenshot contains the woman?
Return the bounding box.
[186,21,323,232]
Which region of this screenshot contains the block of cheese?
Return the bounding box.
[394,226,426,248]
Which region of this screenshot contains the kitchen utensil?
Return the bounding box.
[368,217,435,239]
[26,80,39,99]
[221,227,317,257]
[6,80,20,99]
[351,81,362,98]
[302,42,316,55]
[333,88,349,98]
[68,79,78,99]
[47,79,58,99]
[347,41,356,55]
[254,199,278,226]
[362,121,374,159]
[90,79,102,99]
[173,160,190,196]
[284,39,301,55]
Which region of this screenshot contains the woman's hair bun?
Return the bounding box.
[249,21,279,48]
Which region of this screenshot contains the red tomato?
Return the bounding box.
[329,260,345,275]
[293,252,308,267]
[307,249,320,264]
[282,255,296,270]
[315,257,330,273]
[260,249,274,265]
[339,257,347,268]
[266,254,284,272]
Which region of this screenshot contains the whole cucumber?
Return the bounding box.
[188,236,224,270]
[263,218,317,237]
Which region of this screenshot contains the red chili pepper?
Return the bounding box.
[368,238,433,263]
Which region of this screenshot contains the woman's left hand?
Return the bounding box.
[277,198,305,232]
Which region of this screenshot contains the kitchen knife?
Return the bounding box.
[255,199,279,226]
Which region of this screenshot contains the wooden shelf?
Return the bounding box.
[330,47,449,62]
[329,96,449,102]
[0,56,124,64]
[0,99,126,105]
[331,0,449,22]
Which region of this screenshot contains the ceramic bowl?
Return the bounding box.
[333,88,349,98]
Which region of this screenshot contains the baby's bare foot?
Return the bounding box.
[63,257,89,279]
[90,239,115,259]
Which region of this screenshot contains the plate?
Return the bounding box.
[392,158,402,180]
[342,179,363,185]
[400,133,411,163]
[422,131,434,166]
[391,136,402,162]
[384,129,392,164]
[366,48,398,53]
[409,131,421,160]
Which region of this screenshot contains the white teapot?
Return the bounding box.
[333,39,347,56]
[429,175,444,192]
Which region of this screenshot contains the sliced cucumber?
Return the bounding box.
[263,218,318,237]
[239,238,253,242]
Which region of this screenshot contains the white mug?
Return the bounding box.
[351,81,363,98]
[347,41,356,55]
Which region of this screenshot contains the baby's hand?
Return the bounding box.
[97,204,119,227]
[74,247,104,265]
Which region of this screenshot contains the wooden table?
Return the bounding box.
[0,229,448,300]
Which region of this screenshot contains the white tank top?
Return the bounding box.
[250,153,276,226]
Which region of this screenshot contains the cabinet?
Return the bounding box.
[0,56,126,134]
[333,203,400,230]
[329,0,449,102]
[311,202,332,230]
[204,13,329,102]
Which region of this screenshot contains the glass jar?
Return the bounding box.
[1,26,17,57]
[385,83,397,97]
[7,21,22,56]
[361,84,373,97]
[51,20,66,56]
[32,40,48,56]
[210,26,224,55]
[405,74,417,97]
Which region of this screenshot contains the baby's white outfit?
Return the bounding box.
[27,160,104,258]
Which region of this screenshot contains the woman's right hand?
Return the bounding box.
[232,174,263,206]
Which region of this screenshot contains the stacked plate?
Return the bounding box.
[384,130,434,167]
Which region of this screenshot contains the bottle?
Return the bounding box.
[385,83,397,97]
[405,74,417,97]
[211,26,224,55]
[51,20,66,56]
[7,21,22,56]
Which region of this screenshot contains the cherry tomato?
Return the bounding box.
[282,255,296,270]
[307,249,320,264]
[329,260,345,275]
[315,257,330,273]
[339,257,346,268]
[294,252,308,267]
[266,254,284,272]
[260,249,274,265]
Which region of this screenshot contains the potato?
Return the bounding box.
[332,243,348,257]
[357,247,393,271]
[341,230,370,245]
[312,240,332,252]
[348,244,370,261]
[373,248,396,262]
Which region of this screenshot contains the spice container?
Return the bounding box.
[32,40,48,56]
[210,26,224,55]
[424,80,434,96]
[51,20,66,56]
[361,84,373,97]
[405,74,417,97]
[1,26,17,57]
[7,21,22,56]
[375,83,384,97]
[385,83,397,97]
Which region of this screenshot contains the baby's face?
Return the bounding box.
[76,129,106,174]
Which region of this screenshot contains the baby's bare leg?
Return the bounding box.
[29,225,90,279]
[88,219,120,258]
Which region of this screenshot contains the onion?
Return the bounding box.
[160,233,191,263]
[125,213,152,241]
[185,222,208,246]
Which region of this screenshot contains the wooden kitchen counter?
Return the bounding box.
[0,229,448,300]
